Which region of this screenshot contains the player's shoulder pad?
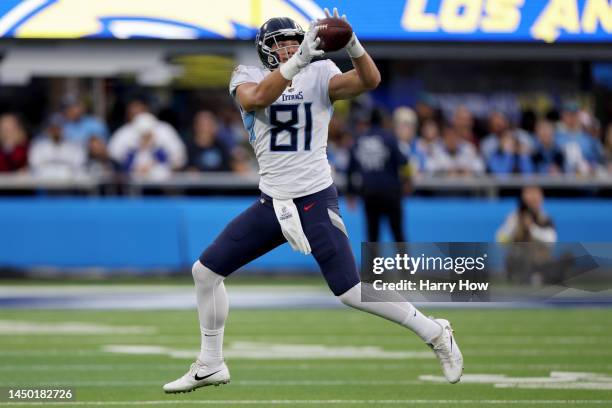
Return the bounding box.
[231,64,251,76]
[231,65,264,81]
[229,65,264,95]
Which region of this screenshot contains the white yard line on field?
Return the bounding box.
[0,320,156,335]
[0,380,427,387]
[3,363,611,372]
[1,399,612,406]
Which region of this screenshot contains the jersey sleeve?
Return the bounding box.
[228,65,262,97]
[317,59,342,104]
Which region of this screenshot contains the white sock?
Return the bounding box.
[200,327,224,367]
[192,261,228,366]
[338,282,442,343]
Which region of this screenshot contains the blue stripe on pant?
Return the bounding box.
[199,184,360,296]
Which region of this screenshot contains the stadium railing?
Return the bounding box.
[0,173,611,197]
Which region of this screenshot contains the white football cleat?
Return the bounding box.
[163,360,230,393]
[428,318,463,384]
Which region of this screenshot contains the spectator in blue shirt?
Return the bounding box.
[556,102,603,172]
[480,111,510,160]
[186,111,233,172]
[61,94,108,145]
[482,111,534,160]
[487,129,533,175]
[531,120,565,175]
[393,107,426,174]
[415,119,441,171]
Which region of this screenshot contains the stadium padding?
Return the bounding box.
[0,197,610,270]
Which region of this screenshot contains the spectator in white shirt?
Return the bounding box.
[426,125,484,176]
[109,112,186,177]
[28,114,86,179]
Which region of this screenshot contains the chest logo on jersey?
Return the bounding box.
[281,91,304,102]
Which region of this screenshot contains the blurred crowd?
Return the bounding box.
[329,99,612,180]
[0,95,255,180]
[1,93,611,180]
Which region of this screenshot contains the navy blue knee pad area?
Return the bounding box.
[199,184,360,296]
[199,197,285,277]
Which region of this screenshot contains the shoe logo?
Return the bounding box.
[194,369,222,381]
[304,202,316,211]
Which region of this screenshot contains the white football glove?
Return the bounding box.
[280,22,325,80]
[323,7,365,59]
[272,198,311,255]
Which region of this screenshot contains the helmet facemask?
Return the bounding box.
[256,27,304,70]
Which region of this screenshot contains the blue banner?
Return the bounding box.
[0,197,611,270]
[0,0,609,42]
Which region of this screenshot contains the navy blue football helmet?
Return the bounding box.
[255,17,305,70]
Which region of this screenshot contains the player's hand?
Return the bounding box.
[294,21,325,68]
[324,7,364,59]
[279,21,324,80]
[324,7,349,25]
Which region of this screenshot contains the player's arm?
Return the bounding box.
[328,54,380,102]
[235,73,291,113]
[326,8,381,102]
[236,24,324,112]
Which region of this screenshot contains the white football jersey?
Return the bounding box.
[229,60,341,199]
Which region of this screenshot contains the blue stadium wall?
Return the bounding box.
[0,197,610,271]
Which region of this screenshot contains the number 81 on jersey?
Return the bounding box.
[269,103,313,152]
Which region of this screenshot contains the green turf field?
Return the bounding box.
[0,307,611,408]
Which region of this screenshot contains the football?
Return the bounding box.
[315,17,353,52]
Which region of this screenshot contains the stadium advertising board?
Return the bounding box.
[0,0,609,42]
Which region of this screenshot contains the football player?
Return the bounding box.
[164,7,463,393]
